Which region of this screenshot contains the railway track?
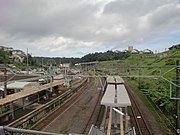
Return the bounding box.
[8,77,105,134]
[33,77,95,130]
[82,77,105,133]
[125,84,153,135]
[41,77,105,134]
[95,104,105,128]
[7,78,89,129]
[93,78,106,128]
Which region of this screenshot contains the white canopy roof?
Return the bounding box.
[106,76,115,84]
[54,74,64,80]
[115,76,124,84]
[107,76,124,84]
[1,81,33,89]
[101,84,131,107]
[0,88,4,91]
[116,85,131,107]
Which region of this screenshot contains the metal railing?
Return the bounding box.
[0,126,65,135]
[88,125,104,135]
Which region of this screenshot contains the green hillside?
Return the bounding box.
[96,49,180,134]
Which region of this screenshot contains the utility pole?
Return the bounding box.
[4,68,7,97]
[49,64,53,92]
[138,67,141,89]
[4,52,7,97]
[42,58,43,68]
[64,66,67,80]
[176,60,180,134]
[93,64,96,76]
[26,48,29,74]
[0,66,7,98]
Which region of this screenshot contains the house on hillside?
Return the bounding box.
[122,49,128,53]
[60,63,70,68]
[0,46,13,51]
[10,50,26,62]
[114,50,121,53]
[159,53,168,58]
[128,45,133,53]
[143,49,153,54]
[12,50,26,56]
[131,49,139,54]
[169,44,180,50]
[10,54,25,62]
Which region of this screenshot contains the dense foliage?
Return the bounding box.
[0,48,130,68]
[0,49,11,64]
[96,51,179,133]
[34,57,81,66]
[81,50,130,62]
[33,50,130,66]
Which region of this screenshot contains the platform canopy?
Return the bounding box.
[1,81,33,89]
[114,76,124,84]
[0,80,64,105]
[54,74,64,80]
[106,76,115,84]
[116,85,131,107]
[107,76,124,84]
[101,84,131,107]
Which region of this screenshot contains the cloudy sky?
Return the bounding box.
[0,0,180,57]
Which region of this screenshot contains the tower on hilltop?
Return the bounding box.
[128,45,133,53]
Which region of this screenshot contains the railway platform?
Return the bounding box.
[101,76,132,135]
[0,80,65,124]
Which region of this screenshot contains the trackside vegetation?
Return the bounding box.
[96,49,179,134]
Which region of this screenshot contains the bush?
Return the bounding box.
[151,69,160,75]
[165,59,175,65]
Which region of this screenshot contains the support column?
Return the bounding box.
[22,97,25,110]
[120,108,124,135]
[4,68,7,98]
[50,76,53,92]
[125,107,129,133]
[37,93,40,102]
[0,106,2,115]
[107,107,112,135]
[100,106,107,131]
[10,102,14,119]
[114,109,117,128]
[101,106,107,131]
[46,90,49,99]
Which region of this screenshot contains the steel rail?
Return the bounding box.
[126,84,153,135]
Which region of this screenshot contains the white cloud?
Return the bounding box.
[37,36,98,52]
[0,0,179,57]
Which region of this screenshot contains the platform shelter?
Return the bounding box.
[0,80,64,123]
[101,76,131,135]
[106,76,124,84]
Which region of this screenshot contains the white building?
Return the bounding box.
[10,54,25,62]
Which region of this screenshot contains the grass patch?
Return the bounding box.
[94,49,179,134]
[126,78,176,135]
